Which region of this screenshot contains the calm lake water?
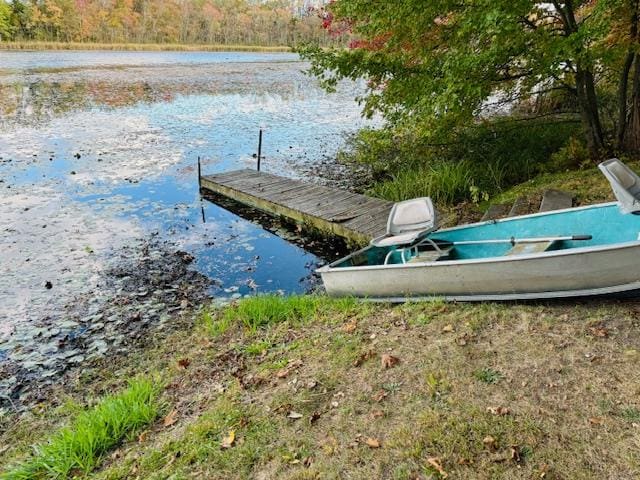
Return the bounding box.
[0,51,371,399]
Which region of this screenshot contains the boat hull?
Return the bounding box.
[319,242,640,301]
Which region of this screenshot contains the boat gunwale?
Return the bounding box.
[318,201,639,273]
[357,280,640,302]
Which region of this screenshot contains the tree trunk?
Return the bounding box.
[575,66,606,158]
[619,1,640,151]
[617,52,635,148]
[625,59,640,152]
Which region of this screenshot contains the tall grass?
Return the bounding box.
[369,160,476,204]
[0,41,292,52]
[201,295,358,336]
[1,378,161,480]
[345,118,581,204]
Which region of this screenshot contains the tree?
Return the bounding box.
[0,0,12,40]
[300,1,640,159]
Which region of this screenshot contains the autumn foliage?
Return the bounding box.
[0,0,334,47]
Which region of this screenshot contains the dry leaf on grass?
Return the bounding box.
[163,409,178,427]
[589,416,604,425]
[427,457,448,478]
[309,411,322,425]
[342,320,357,333]
[487,406,511,416]
[275,359,303,379]
[381,354,400,369]
[365,437,381,448]
[353,349,376,367]
[371,390,388,402]
[137,431,149,443]
[589,326,609,337]
[177,358,191,369]
[483,435,497,451]
[220,430,235,449]
[288,411,303,420]
[442,324,455,333]
[370,409,384,419]
[510,445,521,463]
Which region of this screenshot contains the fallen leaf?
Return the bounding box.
[487,406,511,416]
[220,430,235,449]
[342,320,357,333]
[306,380,318,389]
[288,411,303,420]
[276,359,303,379]
[309,411,322,425]
[510,445,521,463]
[589,326,609,337]
[457,457,473,465]
[137,431,149,443]
[370,409,384,419]
[372,390,388,402]
[177,358,191,369]
[381,354,400,369]
[353,349,376,367]
[442,324,455,333]
[427,457,448,478]
[303,456,313,467]
[163,409,178,427]
[365,437,381,448]
[483,435,497,451]
[589,416,604,425]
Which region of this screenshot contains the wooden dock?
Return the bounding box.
[200,169,393,245]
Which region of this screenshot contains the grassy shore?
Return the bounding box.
[0,41,292,53]
[1,169,639,479]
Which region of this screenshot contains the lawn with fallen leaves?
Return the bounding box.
[2,297,639,480]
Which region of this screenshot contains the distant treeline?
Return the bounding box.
[0,0,334,47]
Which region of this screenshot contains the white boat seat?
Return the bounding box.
[599,158,640,213]
[371,197,438,248]
[504,241,555,256]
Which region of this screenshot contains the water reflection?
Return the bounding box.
[0,52,371,336]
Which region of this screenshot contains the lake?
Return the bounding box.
[0,50,371,406]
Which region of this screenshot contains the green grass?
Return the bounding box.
[347,118,580,205]
[96,388,276,480]
[1,378,161,479]
[201,295,359,336]
[0,41,292,52]
[620,407,640,423]
[369,160,476,204]
[473,367,504,385]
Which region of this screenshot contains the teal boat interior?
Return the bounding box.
[334,203,640,268]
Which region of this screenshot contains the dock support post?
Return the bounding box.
[257,128,263,171]
[197,156,202,188]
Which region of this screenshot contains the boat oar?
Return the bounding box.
[434,234,592,247]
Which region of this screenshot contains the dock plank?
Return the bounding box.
[200,169,392,245]
[539,189,574,212]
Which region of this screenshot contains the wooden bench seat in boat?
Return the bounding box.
[504,241,555,256]
[407,246,454,263]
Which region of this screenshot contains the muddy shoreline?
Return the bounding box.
[0,154,365,412]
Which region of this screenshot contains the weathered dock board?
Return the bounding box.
[200,169,393,245]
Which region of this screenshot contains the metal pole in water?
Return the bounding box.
[257,128,263,171]
[197,156,202,188]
